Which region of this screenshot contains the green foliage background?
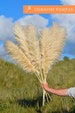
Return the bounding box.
[0,57,75,113]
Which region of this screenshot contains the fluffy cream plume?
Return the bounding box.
[40,23,66,77]
[13,24,29,58]
[5,41,36,73]
[23,25,41,71]
[13,24,41,73]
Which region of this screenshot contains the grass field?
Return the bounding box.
[0,57,75,113]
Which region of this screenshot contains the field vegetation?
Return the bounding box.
[0,57,75,113]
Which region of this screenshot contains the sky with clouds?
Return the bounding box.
[0,0,75,61]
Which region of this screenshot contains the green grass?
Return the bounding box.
[0,58,75,113]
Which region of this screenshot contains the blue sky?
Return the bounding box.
[0,0,25,20]
[0,0,61,21]
[25,0,62,5]
[0,0,75,61]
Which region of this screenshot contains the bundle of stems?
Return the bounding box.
[5,23,66,106]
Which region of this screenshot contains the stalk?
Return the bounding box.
[42,71,47,106]
[43,89,46,106]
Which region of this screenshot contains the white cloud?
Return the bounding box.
[61,0,75,5]
[0,15,14,41]
[51,0,75,57]
[0,15,48,61]
[0,15,48,42]
[52,14,75,42]
[17,15,48,29]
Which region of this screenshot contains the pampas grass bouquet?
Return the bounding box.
[5,22,66,106]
